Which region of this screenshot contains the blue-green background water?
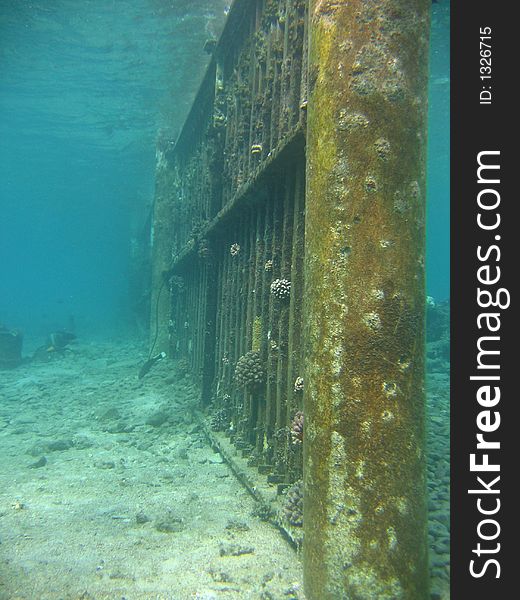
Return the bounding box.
[0,0,229,340]
[427,0,450,301]
[1,0,449,335]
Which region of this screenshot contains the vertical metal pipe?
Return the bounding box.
[303,1,430,598]
[149,173,173,356]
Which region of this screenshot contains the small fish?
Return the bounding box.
[138,352,166,379]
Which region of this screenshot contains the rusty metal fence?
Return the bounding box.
[154,0,309,487]
[153,0,432,593]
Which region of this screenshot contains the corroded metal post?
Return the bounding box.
[149,157,173,355]
[303,1,430,599]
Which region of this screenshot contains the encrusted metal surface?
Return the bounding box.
[303,0,430,598]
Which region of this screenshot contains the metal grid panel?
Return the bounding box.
[221,0,307,206]
[209,158,305,483]
[158,0,308,484]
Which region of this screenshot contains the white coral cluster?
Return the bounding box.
[270,278,291,300]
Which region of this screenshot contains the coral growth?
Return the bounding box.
[210,407,231,432]
[290,411,304,445]
[283,480,303,527]
[270,278,291,300]
[234,351,264,388]
[293,376,304,393]
[198,238,210,259]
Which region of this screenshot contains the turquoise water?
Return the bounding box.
[427,0,450,302]
[1,1,450,598]
[1,0,229,340]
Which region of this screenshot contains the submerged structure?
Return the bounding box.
[150,0,431,598]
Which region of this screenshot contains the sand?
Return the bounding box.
[0,336,450,599]
[0,341,303,600]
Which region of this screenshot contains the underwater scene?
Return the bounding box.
[1,1,449,599]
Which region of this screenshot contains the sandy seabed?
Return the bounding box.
[0,341,303,600]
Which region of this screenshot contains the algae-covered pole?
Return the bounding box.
[303,1,430,598]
